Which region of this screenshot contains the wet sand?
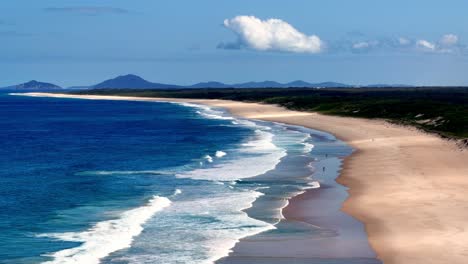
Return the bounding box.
[17,93,468,264]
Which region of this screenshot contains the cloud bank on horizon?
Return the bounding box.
[218,16,324,53]
[219,16,464,55]
[414,34,460,53]
[343,34,463,54]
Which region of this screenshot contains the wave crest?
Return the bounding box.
[39,196,171,264]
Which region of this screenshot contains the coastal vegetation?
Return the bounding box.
[75,87,468,139]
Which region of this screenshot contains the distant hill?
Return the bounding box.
[93,74,181,89]
[232,81,284,88]
[1,80,62,90]
[87,74,354,89]
[191,80,351,88]
[286,80,315,87]
[189,81,230,88]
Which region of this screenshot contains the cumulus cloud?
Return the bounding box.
[331,33,465,55]
[327,35,415,54]
[44,6,129,15]
[440,34,458,46]
[351,40,380,52]
[352,42,370,49]
[416,40,436,51]
[219,16,324,53]
[415,34,461,53]
[398,37,411,46]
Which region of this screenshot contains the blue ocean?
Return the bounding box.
[0,92,379,264]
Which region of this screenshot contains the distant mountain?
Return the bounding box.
[232,81,284,88]
[285,80,314,87]
[93,74,181,89]
[189,81,287,89]
[1,80,62,90]
[88,75,353,89]
[190,80,351,88]
[189,81,230,88]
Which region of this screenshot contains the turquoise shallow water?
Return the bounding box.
[0,93,380,264]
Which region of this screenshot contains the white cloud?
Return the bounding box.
[416,40,436,51]
[350,40,381,53]
[415,35,461,53]
[398,37,411,45]
[440,34,458,46]
[352,42,370,49]
[352,40,379,50]
[219,16,323,53]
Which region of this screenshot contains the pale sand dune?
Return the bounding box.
[18,93,468,264]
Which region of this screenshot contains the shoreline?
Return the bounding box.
[14,92,468,264]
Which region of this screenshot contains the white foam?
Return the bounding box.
[279,199,289,220]
[176,102,234,121]
[173,189,182,196]
[40,196,171,264]
[236,119,271,130]
[115,190,275,264]
[215,151,227,158]
[204,155,213,163]
[198,111,234,120]
[301,134,315,154]
[78,170,164,176]
[193,191,275,263]
[303,142,315,154]
[241,130,277,151]
[177,130,286,181]
[306,181,321,189]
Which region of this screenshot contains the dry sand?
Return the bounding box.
[18,93,468,264]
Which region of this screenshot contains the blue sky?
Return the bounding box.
[1,0,468,87]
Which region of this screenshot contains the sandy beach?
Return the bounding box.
[18,93,468,264]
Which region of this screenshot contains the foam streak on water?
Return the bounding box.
[39,196,171,264]
[113,190,276,264]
